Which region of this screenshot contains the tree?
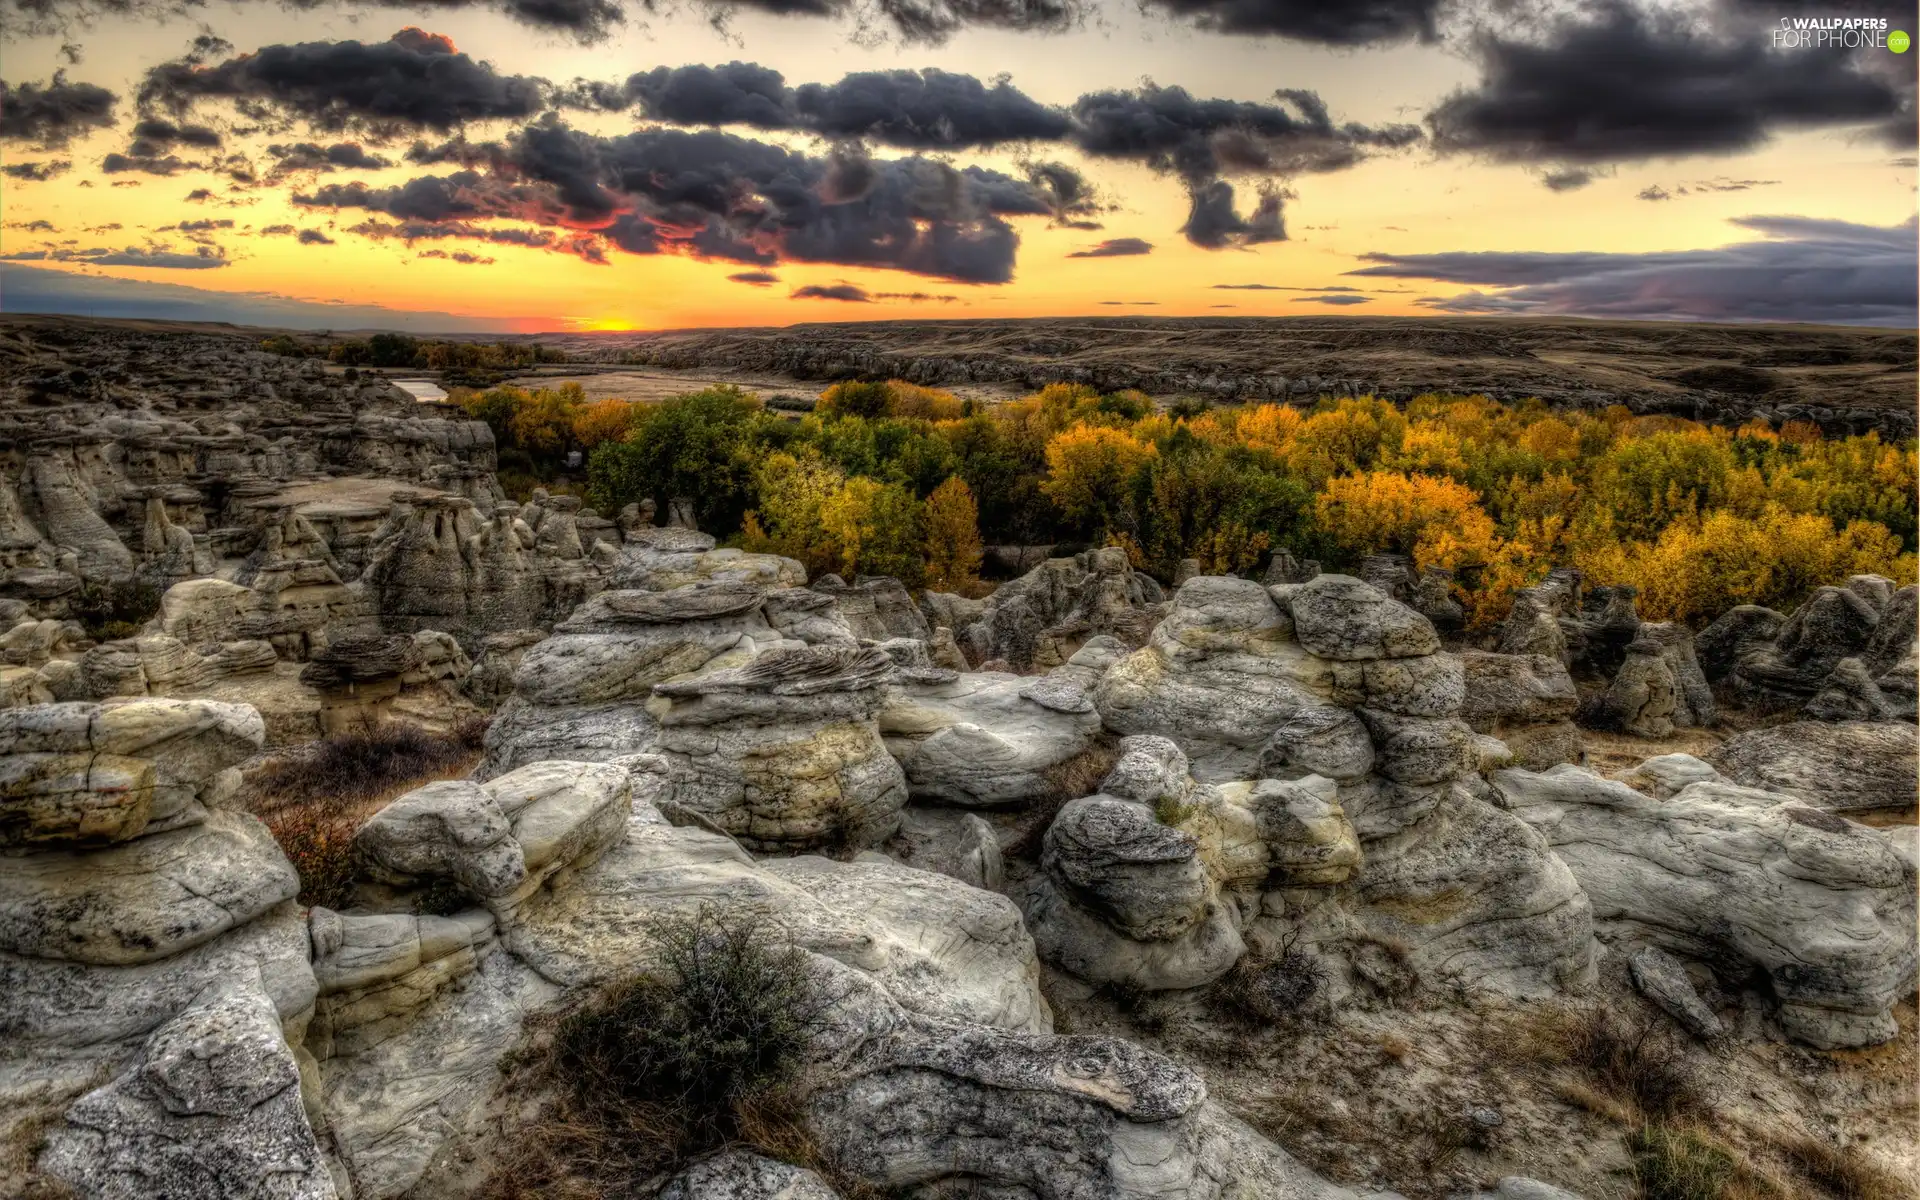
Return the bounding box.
[587,387,766,531]
[924,477,984,593]
[510,383,586,458]
[1041,425,1158,538]
[821,476,925,584]
[572,398,640,453]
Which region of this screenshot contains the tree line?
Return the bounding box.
[447,377,1917,624]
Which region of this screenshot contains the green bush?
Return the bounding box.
[553,906,827,1153]
[479,907,832,1196]
[69,577,161,641]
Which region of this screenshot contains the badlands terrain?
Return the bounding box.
[0,314,1914,1200]
[523,315,1920,438]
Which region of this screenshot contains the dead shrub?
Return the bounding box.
[1528,1004,1704,1123]
[1212,933,1327,1027]
[1006,738,1119,860]
[246,717,490,813]
[478,906,835,1197]
[248,718,490,909]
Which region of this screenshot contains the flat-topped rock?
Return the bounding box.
[0,810,298,966]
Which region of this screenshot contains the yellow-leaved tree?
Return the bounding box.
[923,476,984,593]
[1316,470,1536,627]
[1040,425,1158,538]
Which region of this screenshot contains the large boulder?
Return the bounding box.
[1579,640,1677,736]
[1495,765,1917,1048]
[1694,604,1787,682]
[947,548,1164,671]
[1712,721,1918,813]
[39,975,336,1200]
[1287,573,1441,661]
[1457,650,1581,770]
[1094,576,1335,781]
[650,645,908,852]
[879,656,1106,808]
[1731,586,1880,710]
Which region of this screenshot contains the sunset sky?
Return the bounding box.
[1,0,1914,332]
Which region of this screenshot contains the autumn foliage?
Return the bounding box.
[568,377,1913,626]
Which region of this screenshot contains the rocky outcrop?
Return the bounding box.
[940,547,1165,671]
[612,524,805,593]
[1695,604,1788,682]
[1070,574,1595,1000]
[361,493,610,645]
[1580,640,1678,736]
[0,699,319,1199]
[298,630,479,734]
[313,763,1356,1200]
[1094,575,1334,782]
[477,579,789,777]
[1712,721,1918,813]
[879,805,1006,891]
[879,649,1108,807]
[652,645,907,852]
[1458,650,1580,769]
[812,574,930,642]
[1730,585,1881,711]
[40,974,336,1200]
[1495,764,1916,1047]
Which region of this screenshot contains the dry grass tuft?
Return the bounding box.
[1005,738,1120,860]
[1211,933,1327,1027]
[246,718,489,909]
[1513,1003,1704,1123]
[1776,1131,1916,1200]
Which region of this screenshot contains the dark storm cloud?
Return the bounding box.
[1637,185,1672,201]
[302,119,1063,282]
[1069,83,1417,247]
[1067,237,1153,257]
[793,283,873,301]
[620,62,796,128]
[261,224,296,234]
[0,243,228,268]
[2,160,71,180]
[1540,167,1594,191]
[1138,0,1441,44]
[867,0,1086,43]
[7,220,56,232]
[102,151,190,175]
[268,142,394,174]
[1353,214,1917,326]
[295,170,565,224]
[601,64,1071,149]
[298,228,335,244]
[139,29,548,135]
[130,117,221,148]
[729,270,781,284]
[1181,180,1287,248]
[1428,1,1907,166]
[792,69,1072,148]
[1293,293,1371,305]
[1070,84,1419,178]
[0,72,117,147]
[1,0,621,42]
